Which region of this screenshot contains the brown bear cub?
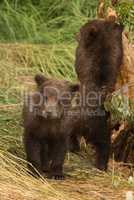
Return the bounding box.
[23,74,79,179]
[74,19,124,171]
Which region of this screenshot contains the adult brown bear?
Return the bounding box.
[74,19,123,170]
[23,74,79,179]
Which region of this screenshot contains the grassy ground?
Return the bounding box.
[0,0,133,43]
[0,0,97,43]
[0,44,134,200]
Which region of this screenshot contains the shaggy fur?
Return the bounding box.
[74,19,123,170]
[23,74,79,179]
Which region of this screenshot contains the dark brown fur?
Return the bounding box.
[23,74,79,179]
[74,19,123,170]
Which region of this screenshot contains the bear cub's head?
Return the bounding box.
[32,74,79,120]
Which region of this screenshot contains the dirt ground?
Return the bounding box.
[51,153,133,200]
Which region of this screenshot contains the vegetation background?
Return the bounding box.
[0,0,133,199]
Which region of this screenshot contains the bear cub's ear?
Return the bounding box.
[77,25,98,44]
[34,74,47,86]
[81,24,98,47]
[88,25,98,38]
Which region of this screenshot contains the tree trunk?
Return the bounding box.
[97,4,134,165]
